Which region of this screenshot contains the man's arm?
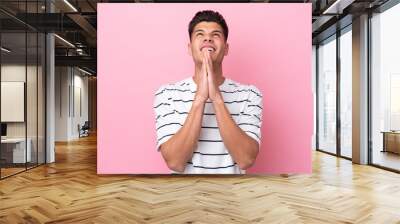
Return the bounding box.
[159,95,206,172]
[159,52,210,172]
[203,49,260,170]
[212,95,259,170]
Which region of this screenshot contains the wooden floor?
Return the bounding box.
[373,150,400,171]
[1,167,26,178]
[1,134,400,223]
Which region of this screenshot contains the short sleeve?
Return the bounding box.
[153,85,182,151]
[237,86,263,146]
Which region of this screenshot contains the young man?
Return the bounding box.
[153,10,263,174]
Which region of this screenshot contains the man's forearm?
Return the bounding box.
[160,95,206,172]
[212,95,259,170]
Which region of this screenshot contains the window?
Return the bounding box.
[340,27,352,158]
[317,35,337,154]
[371,2,400,171]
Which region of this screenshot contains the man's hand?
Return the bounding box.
[194,49,209,104]
[204,49,222,102]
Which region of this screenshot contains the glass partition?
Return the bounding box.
[1,31,28,177]
[0,1,46,179]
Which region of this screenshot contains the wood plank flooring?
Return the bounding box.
[0,134,400,223]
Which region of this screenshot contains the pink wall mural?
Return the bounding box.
[97,3,313,174]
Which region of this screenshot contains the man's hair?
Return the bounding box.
[188,10,229,42]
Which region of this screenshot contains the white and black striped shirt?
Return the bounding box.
[153,77,263,174]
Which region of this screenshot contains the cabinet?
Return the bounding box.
[382,131,400,154]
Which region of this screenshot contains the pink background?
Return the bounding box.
[97,3,312,174]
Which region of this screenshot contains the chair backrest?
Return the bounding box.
[82,121,90,129]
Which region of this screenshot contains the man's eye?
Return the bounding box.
[213,34,220,37]
[197,33,203,36]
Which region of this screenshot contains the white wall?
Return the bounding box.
[55,67,89,141]
[55,66,70,141]
[71,72,89,138]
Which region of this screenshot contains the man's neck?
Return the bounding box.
[193,63,225,86]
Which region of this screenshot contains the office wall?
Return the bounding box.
[1,65,42,138]
[55,66,69,141]
[98,3,313,174]
[73,72,89,137]
[55,67,89,141]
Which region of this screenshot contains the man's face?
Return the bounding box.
[188,21,229,66]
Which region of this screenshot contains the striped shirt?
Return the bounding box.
[153,76,263,174]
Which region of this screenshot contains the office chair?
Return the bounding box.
[79,121,90,138]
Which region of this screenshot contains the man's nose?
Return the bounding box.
[203,35,212,42]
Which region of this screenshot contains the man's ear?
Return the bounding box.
[188,43,193,56]
[224,42,229,56]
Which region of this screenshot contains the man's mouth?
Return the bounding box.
[201,46,216,52]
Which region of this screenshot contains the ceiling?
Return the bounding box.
[0,0,394,75]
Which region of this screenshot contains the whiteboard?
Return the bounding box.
[1,82,25,122]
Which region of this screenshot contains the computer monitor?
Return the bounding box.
[1,123,7,137]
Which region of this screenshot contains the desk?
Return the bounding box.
[381,131,400,154]
[1,138,32,163]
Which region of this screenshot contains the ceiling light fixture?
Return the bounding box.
[63,0,78,12]
[322,0,354,15]
[1,47,11,53]
[54,34,75,48]
[78,67,93,76]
